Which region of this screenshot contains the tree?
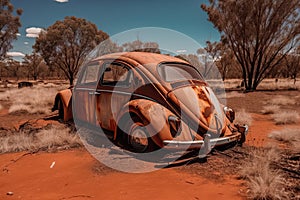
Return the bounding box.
[197,41,224,78]
[2,58,22,80]
[205,41,241,80]
[201,0,300,91]
[34,16,109,85]
[216,48,237,81]
[0,0,22,59]
[284,46,300,85]
[23,52,43,80]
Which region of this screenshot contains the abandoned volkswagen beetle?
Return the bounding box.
[52,52,248,153]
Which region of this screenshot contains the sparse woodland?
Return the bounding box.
[0,0,300,199]
[0,0,299,89]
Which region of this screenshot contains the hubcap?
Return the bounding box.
[129,126,148,152]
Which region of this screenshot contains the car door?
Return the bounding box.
[73,61,102,125]
[95,60,135,132]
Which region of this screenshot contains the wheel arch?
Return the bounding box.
[52,89,73,121]
[114,99,176,148]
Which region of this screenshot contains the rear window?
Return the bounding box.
[157,63,203,82]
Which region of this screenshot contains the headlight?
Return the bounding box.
[168,116,181,137]
[223,106,235,123]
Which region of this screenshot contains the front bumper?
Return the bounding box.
[163,125,248,150]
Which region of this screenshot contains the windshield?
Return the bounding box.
[157,63,203,82]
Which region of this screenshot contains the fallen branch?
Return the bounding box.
[2,148,42,172]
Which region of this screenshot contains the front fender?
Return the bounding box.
[115,99,180,148]
[52,89,73,121]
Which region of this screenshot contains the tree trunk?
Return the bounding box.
[69,76,74,86]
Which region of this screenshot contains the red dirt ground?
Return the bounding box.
[0,149,245,200]
[0,90,299,200]
[1,112,285,200]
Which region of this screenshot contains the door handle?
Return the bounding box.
[88,91,101,95]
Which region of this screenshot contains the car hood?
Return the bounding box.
[167,85,226,135]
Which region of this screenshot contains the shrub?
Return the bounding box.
[269,128,300,151]
[234,109,253,126]
[269,96,296,106]
[272,111,300,125]
[261,105,280,115]
[0,85,65,114]
[0,124,81,153]
[239,147,287,200]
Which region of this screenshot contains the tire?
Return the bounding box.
[121,116,157,153]
[57,98,64,120]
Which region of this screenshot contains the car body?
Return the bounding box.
[53,52,248,153]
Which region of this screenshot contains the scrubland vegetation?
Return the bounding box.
[239,147,288,200]
[0,81,81,155]
[0,81,68,114]
[271,111,300,125]
[269,128,300,151]
[234,109,253,126]
[238,128,299,200]
[0,124,81,153]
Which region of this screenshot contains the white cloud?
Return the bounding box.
[54,0,69,2]
[24,42,29,45]
[7,51,25,57]
[26,27,43,38]
[16,33,21,36]
[176,49,187,53]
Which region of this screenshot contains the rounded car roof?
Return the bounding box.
[91,52,195,92]
[92,51,189,66]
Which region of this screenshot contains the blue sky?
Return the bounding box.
[9,0,220,59]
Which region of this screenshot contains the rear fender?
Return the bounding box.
[115,99,177,148]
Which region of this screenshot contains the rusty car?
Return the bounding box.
[52,52,248,153]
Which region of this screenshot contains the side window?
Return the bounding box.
[101,62,132,87]
[80,63,100,85]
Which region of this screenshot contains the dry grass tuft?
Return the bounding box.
[269,96,296,106]
[271,111,300,125]
[234,109,253,126]
[0,85,66,114]
[239,147,287,200]
[0,103,3,111]
[261,105,280,115]
[269,128,300,151]
[0,124,81,153]
[225,91,245,99]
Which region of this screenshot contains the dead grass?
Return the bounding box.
[223,78,299,91]
[225,91,245,99]
[234,109,253,126]
[271,111,300,125]
[268,95,296,106]
[0,124,81,153]
[261,105,280,115]
[258,78,299,90]
[223,79,243,90]
[0,103,2,111]
[239,147,288,200]
[269,128,300,151]
[0,83,68,115]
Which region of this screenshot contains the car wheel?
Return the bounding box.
[128,121,150,153]
[121,116,159,153]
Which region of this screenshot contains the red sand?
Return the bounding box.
[0,149,245,200]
